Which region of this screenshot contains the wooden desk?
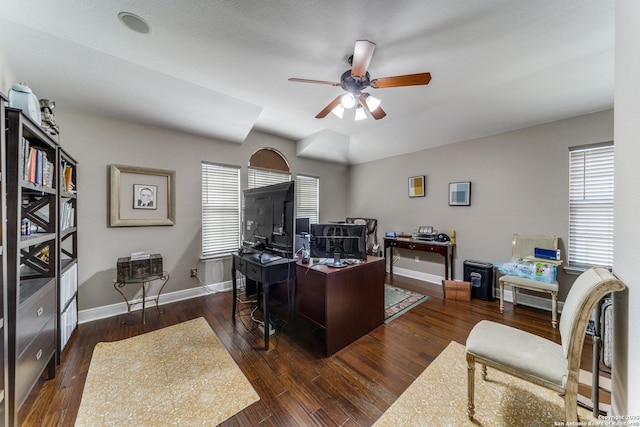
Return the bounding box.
[231,253,296,350]
[296,256,385,356]
[384,237,455,280]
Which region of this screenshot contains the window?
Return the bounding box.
[568,142,614,268]
[296,174,319,224]
[201,162,241,258]
[248,148,291,189]
[247,167,290,189]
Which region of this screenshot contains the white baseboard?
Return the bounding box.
[78,280,233,324]
[81,270,564,324]
[389,266,443,286]
[388,267,564,314]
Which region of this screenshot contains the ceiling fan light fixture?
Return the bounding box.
[340,92,356,109]
[363,93,381,111]
[354,105,367,121]
[331,104,345,118]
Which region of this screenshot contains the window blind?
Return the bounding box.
[247,167,290,189]
[201,162,241,258]
[296,174,319,224]
[568,143,614,268]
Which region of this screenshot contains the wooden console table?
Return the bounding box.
[295,256,385,356]
[231,253,296,350]
[384,237,455,280]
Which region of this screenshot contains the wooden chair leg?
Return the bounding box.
[466,353,476,419]
[499,282,505,313]
[551,291,558,328]
[564,383,579,422]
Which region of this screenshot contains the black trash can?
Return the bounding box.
[463,260,495,301]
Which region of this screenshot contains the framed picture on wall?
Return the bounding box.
[449,181,471,206]
[408,175,426,198]
[134,184,157,209]
[110,164,176,226]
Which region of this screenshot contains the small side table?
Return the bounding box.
[113,271,170,324]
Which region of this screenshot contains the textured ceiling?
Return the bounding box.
[0,0,614,164]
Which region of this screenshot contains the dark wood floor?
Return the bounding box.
[19,274,603,426]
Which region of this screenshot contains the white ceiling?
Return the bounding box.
[0,1,614,164]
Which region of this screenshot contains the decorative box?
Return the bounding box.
[443,280,471,301]
[117,254,163,281]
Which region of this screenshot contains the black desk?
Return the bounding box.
[231,253,296,350]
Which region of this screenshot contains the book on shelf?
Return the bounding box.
[60,201,75,230]
[60,161,75,194]
[22,142,55,188]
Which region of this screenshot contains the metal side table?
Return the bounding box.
[113,271,170,324]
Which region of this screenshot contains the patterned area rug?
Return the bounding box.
[373,341,598,426]
[75,317,259,426]
[385,284,429,323]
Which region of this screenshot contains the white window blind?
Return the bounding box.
[248,167,290,189]
[201,162,241,258]
[296,174,319,224]
[568,143,614,268]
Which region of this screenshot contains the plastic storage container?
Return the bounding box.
[463,260,495,301]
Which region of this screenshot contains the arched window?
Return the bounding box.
[248,148,291,188]
[247,147,319,227]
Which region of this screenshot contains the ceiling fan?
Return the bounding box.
[289,40,431,121]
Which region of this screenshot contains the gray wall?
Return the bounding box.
[612,0,639,415]
[54,108,349,312]
[349,109,614,301]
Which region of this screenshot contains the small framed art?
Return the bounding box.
[449,181,471,206]
[408,175,425,198]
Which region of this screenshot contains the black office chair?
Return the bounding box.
[345,217,379,255]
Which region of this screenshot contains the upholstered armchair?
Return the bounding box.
[465,267,625,423]
[345,217,379,255]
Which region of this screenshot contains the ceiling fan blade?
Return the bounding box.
[288,78,341,86]
[351,40,376,79]
[371,72,432,88]
[315,95,342,119]
[359,95,387,120]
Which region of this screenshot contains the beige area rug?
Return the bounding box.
[75,317,259,426]
[374,341,598,427]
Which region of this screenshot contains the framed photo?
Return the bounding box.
[110,164,176,226]
[134,184,157,210]
[449,181,471,206]
[408,175,426,198]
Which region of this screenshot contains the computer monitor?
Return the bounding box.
[296,217,311,234]
[309,223,367,267]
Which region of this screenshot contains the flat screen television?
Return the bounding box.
[309,223,367,267]
[242,181,295,257]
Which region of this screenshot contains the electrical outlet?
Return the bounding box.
[414,256,420,263]
[190,268,198,277]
